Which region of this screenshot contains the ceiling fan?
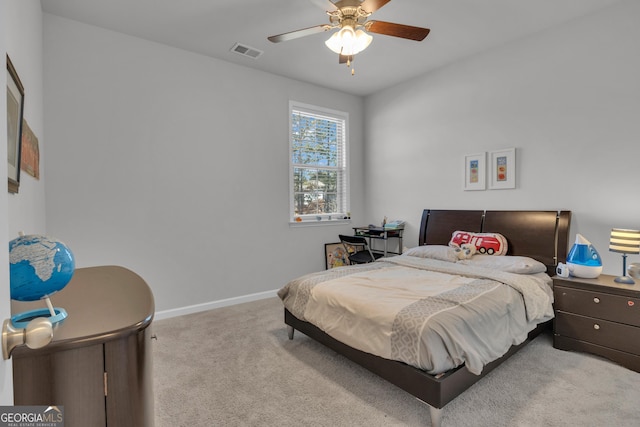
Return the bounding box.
[267,0,430,74]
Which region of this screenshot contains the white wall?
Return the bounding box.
[364,0,640,275]
[42,1,640,316]
[0,0,11,405]
[1,0,45,405]
[6,1,46,236]
[43,15,365,314]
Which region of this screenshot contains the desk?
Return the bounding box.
[353,226,404,257]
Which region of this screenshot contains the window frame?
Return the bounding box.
[289,101,350,226]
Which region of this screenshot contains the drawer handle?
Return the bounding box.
[593,297,600,304]
[593,324,600,330]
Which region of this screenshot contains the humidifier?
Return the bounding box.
[566,234,603,279]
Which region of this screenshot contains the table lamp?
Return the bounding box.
[609,228,640,284]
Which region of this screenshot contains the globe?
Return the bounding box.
[9,234,75,302]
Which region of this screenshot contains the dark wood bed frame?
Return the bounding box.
[284,209,571,426]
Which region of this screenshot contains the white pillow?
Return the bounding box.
[403,245,458,263]
[458,254,547,274]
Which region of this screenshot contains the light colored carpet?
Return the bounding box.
[152,297,640,426]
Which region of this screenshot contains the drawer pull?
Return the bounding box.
[593,297,600,304]
[593,324,600,330]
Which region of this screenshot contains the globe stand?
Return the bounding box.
[11,296,67,329]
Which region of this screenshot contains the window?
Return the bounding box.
[289,102,349,223]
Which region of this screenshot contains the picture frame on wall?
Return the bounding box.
[489,148,516,189]
[7,55,25,194]
[463,152,486,191]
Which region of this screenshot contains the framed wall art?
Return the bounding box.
[7,55,25,194]
[489,148,516,189]
[20,119,40,179]
[463,152,486,191]
[325,242,349,269]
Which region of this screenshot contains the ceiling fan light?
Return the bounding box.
[325,31,344,55]
[324,26,373,56]
[324,26,371,56]
[353,29,373,54]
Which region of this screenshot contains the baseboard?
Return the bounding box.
[154,289,279,320]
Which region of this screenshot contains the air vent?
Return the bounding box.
[230,43,263,59]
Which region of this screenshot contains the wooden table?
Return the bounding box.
[11,266,155,427]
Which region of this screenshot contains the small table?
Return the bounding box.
[353,226,404,257]
[11,266,155,427]
[553,274,640,373]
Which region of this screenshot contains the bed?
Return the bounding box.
[279,209,571,426]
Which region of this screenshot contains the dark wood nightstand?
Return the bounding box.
[553,274,640,372]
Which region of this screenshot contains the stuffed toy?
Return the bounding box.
[453,243,476,260]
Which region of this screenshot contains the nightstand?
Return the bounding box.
[553,274,640,372]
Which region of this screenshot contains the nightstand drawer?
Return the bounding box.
[555,311,640,355]
[554,286,640,327]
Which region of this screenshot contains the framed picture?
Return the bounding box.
[325,242,349,269]
[7,55,25,194]
[489,148,516,189]
[20,119,40,179]
[325,241,365,269]
[463,152,486,191]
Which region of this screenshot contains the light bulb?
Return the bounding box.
[325,26,372,56]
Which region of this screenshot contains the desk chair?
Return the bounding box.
[339,234,385,264]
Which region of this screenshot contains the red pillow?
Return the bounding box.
[449,230,508,256]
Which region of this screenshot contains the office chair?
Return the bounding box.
[338,234,384,264]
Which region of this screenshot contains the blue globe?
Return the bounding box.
[9,234,75,302]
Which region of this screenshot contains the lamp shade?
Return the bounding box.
[325,27,372,56]
[609,228,640,254]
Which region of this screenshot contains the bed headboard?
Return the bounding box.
[419,209,572,275]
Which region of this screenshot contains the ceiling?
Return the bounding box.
[40,0,622,96]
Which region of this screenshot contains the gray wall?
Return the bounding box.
[43,15,365,315]
[2,0,46,404]
[364,0,640,275]
[6,1,46,236]
[41,1,640,319]
[1,0,10,404]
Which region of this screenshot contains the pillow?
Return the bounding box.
[449,230,508,256]
[403,245,458,263]
[459,254,547,274]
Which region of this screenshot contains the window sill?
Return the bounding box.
[289,219,351,228]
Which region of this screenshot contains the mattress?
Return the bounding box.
[278,254,554,375]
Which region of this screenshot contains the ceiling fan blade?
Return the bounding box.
[359,0,391,13]
[268,25,332,43]
[366,20,430,41]
[339,54,348,64]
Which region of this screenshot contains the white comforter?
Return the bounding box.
[278,255,554,375]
